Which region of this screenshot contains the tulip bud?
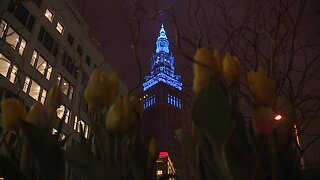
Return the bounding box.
[253,107,275,134]
[148,137,159,159]
[1,98,26,131]
[46,85,62,109]
[26,102,48,128]
[129,96,144,118]
[105,96,135,133]
[247,66,276,107]
[193,48,222,94]
[84,69,119,111]
[222,52,242,85]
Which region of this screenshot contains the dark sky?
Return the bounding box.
[73,0,320,96]
[73,0,196,95]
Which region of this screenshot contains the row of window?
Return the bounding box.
[31,50,52,80]
[0,20,27,55]
[8,1,35,32]
[0,53,18,84]
[144,95,156,109]
[23,76,47,104]
[74,116,90,139]
[168,94,182,109]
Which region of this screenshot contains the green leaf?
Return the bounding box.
[192,80,233,148]
[20,120,64,180]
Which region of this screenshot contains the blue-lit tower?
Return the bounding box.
[141,23,191,178]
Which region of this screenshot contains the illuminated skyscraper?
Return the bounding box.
[141,23,191,178]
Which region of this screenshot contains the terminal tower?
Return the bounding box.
[140,23,192,178]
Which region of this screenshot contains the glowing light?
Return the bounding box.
[143,23,183,92]
[159,151,168,157]
[274,114,283,121]
[63,82,67,86]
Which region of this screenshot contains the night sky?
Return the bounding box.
[73,0,320,96]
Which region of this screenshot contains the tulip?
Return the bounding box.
[84,69,119,111]
[222,52,242,85]
[148,137,159,159]
[247,66,276,107]
[252,106,275,134]
[193,48,222,94]
[129,96,144,118]
[1,98,26,131]
[26,102,48,128]
[46,84,62,109]
[105,96,135,133]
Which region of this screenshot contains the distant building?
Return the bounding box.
[0,0,127,179]
[155,152,176,179]
[140,23,192,178]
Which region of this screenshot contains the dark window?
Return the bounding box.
[14,3,29,25]
[76,45,83,56]
[62,52,77,77]
[43,33,54,51]
[67,34,74,45]
[26,15,35,32]
[38,26,45,41]
[85,56,91,66]
[8,0,17,12]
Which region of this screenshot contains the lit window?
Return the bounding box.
[45,9,54,22]
[57,105,65,119]
[157,170,163,176]
[6,27,19,48]
[85,124,90,139]
[73,116,78,130]
[29,80,40,100]
[23,76,30,93]
[0,20,8,38]
[61,78,69,95]
[64,108,70,124]
[57,74,61,85]
[68,85,73,100]
[56,22,64,34]
[0,54,10,77]
[52,128,57,134]
[30,50,52,80]
[18,38,26,55]
[9,65,18,83]
[40,89,47,104]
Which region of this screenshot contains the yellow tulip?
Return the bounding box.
[247,66,276,107]
[84,69,119,111]
[222,52,242,85]
[105,96,135,133]
[26,102,48,128]
[129,96,144,118]
[46,85,62,109]
[148,137,159,159]
[193,48,222,94]
[1,98,26,131]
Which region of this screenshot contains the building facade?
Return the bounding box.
[141,23,192,178]
[0,0,127,179]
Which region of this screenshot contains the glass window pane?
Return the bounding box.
[45,9,54,22]
[23,76,30,93]
[73,116,78,130]
[64,108,70,124]
[0,54,10,77]
[18,38,26,55]
[6,27,19,48]
[46,65,52,80]
[61,78,69,95]
[30,50,38,66]
[57,105,65,119]
[29,80,40,100]
[56,22,64,34]
[0,20,7,38]
[57,74,61,85]
[36,55,46,75]
[40,89,47,105]
[9,65,18,83]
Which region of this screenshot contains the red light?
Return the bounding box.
[274,114,283,121]
[159,151,168,157]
